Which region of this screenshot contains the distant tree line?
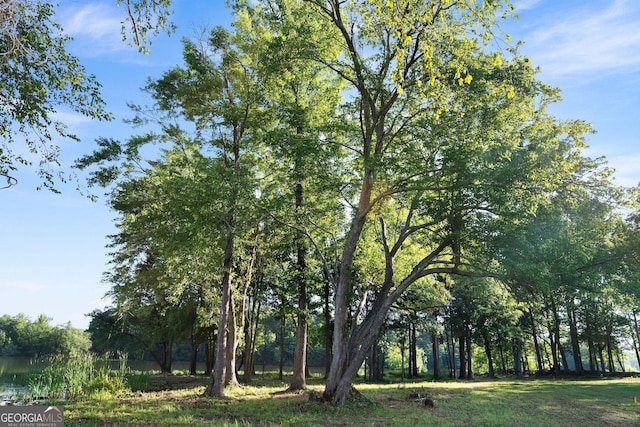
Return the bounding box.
[0,314,90,357]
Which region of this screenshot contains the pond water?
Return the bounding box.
[0,356,46,374]
[0,356,204,375]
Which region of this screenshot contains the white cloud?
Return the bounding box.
[51,110,94,128]
[523,0,640,82]
[514,0,544,11]
[58,2,126,56]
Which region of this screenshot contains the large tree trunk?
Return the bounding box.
[322,175,372,403]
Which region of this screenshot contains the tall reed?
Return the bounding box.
[26,351,127,401]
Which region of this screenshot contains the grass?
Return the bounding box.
[59,373,640,426]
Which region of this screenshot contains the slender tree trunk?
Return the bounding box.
[400,339,406,382]
[242,296,254,383]
[279,314,285,380]
[458,331,467,379]
[205,328,215,376]
[559,341,569,374]
[616,351,625,372]
[407,323,414,378]
[189,330,198,375]
[324,280,332,379]
[513,339,523,379]
[606,323,615,373]
[225,293,240,386]
[632,311,640,370]
[249,297,261,376]
[432,333,441,380]
[466,326,473,380]
[240,244,258,383]
[290,182,308,391]
[483,331,495,378]
[547,315,560,377]
[529,310,544,373]
[567,306,583,375]
[449,330,457,378]
[410,321,418,377]
[371,338,384,381]
[498,339,507,374]
[587,336,596,372]
[159,339,173,373]
[290,284,308,389]
[598,343,606,374]
[207,266,232,396]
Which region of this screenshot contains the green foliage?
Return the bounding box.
[117,0,176,53]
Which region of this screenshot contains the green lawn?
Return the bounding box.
[61,374,640,426]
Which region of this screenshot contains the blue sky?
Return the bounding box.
[1,0,639,330]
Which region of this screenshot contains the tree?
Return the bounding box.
[0,0,110,190]
[232,1,345,391]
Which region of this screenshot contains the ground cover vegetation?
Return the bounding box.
[3,0,640,423]
[60,374,640,426]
